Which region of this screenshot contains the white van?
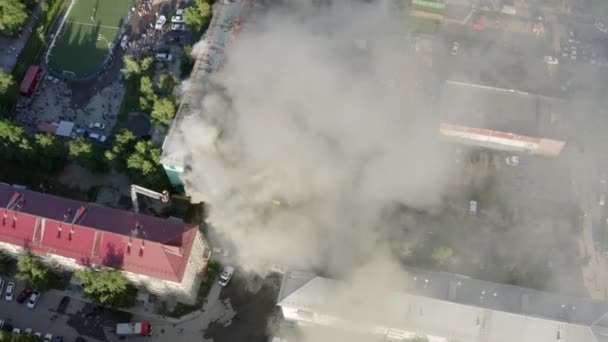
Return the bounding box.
[155,52,172,61]
[469,200,478,215]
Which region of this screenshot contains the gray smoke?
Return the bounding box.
[171,0,453,278]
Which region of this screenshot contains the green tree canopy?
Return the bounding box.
[151,98,176,126]
[76,268,137,308]
[139,76,157,111]
[0,1,29,37]
[16,254,51,291]
[184,0,212,36]
[180,45,195,77]
[68,137,107,173]
[122,55,141,79]
[127,141,161,176]
[158,74,179,97]
[104,128,137,171]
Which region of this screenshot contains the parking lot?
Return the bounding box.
[0,279,96,341]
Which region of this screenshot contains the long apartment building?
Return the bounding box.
[161,0,245,191]
[0,183,209,303]
[278,269,608,341]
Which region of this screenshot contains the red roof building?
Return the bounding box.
[0,183,209,302]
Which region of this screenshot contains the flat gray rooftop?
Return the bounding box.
[440,80,564,140]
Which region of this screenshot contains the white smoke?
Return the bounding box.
[171,0,454,276]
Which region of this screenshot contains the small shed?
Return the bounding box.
[55,121,75,138]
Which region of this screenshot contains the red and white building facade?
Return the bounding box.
[0,183,209,303]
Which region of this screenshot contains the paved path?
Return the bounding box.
[0,3,43,72]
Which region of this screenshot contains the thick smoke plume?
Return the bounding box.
[171,0,454,276]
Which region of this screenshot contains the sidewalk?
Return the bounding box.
[0,3,43,72]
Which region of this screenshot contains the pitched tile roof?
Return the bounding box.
[0,183,200,283]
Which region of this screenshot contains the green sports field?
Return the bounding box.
[48,0,132,77]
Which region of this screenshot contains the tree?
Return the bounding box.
[68,137,107,173]
[180,45,195,77]
[151,98,176,126]
[139,76,157,111]
[76,268,137,308]
[0,1,29,37]
[159,74,179,97]
[0,69,16,107]
[431,247,459,267]
[122,55,141,79]
[16,254,52,291]
[140,56,155,75]
[34,134,67,173]
[127,141,161,176]
[184,0,212,36]
[104,129,137,171]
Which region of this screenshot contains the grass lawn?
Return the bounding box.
[48,0,131,77]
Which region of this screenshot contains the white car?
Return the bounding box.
[171,23,186,31]
[43,333,53,342]
[24,328,32,335]
[12,328,20,334]
[219,266,235,286]
[176,8,184,15]
[120,35,129,49]
[600,194,606,206]
[596,21,608,33]
[27,291,40,308]
[88,133,107,142]
[451,42,459,56]
[469,200,478,215]
[5,282,15,301]
[505,155,520,166]
[34,332,42,338]
[543,56,558,65]
[89,122,105,130]
[155,52,173,61]
[155,15,167,30]
[171,15,184,23]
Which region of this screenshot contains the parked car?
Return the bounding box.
[171,15,184,23]
[88,133,107,142]
[570,47,577,61]
[505,155,520,166]
[120,35,129,49]
[219,266,235,286]
[4,282,14,301]
[43,333,53,342]
[600,194,606,206]
[543,56,558,65]
[24,328,32,335]
[0,320,13,332]
[561,47,568,58]
[171,23,186,31]
[16,288,32,303]
[596,21,608,33]
[34,332,42,338]
[469,200,478,215]
[89,122,105,130]
[27,291,40,308]
[12,328,20,334]
[451,42,459,56]
[155,52,173,61]
[155,15,166,30]
[57,296,70,314]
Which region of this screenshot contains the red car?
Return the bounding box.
[17,288,33,303]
